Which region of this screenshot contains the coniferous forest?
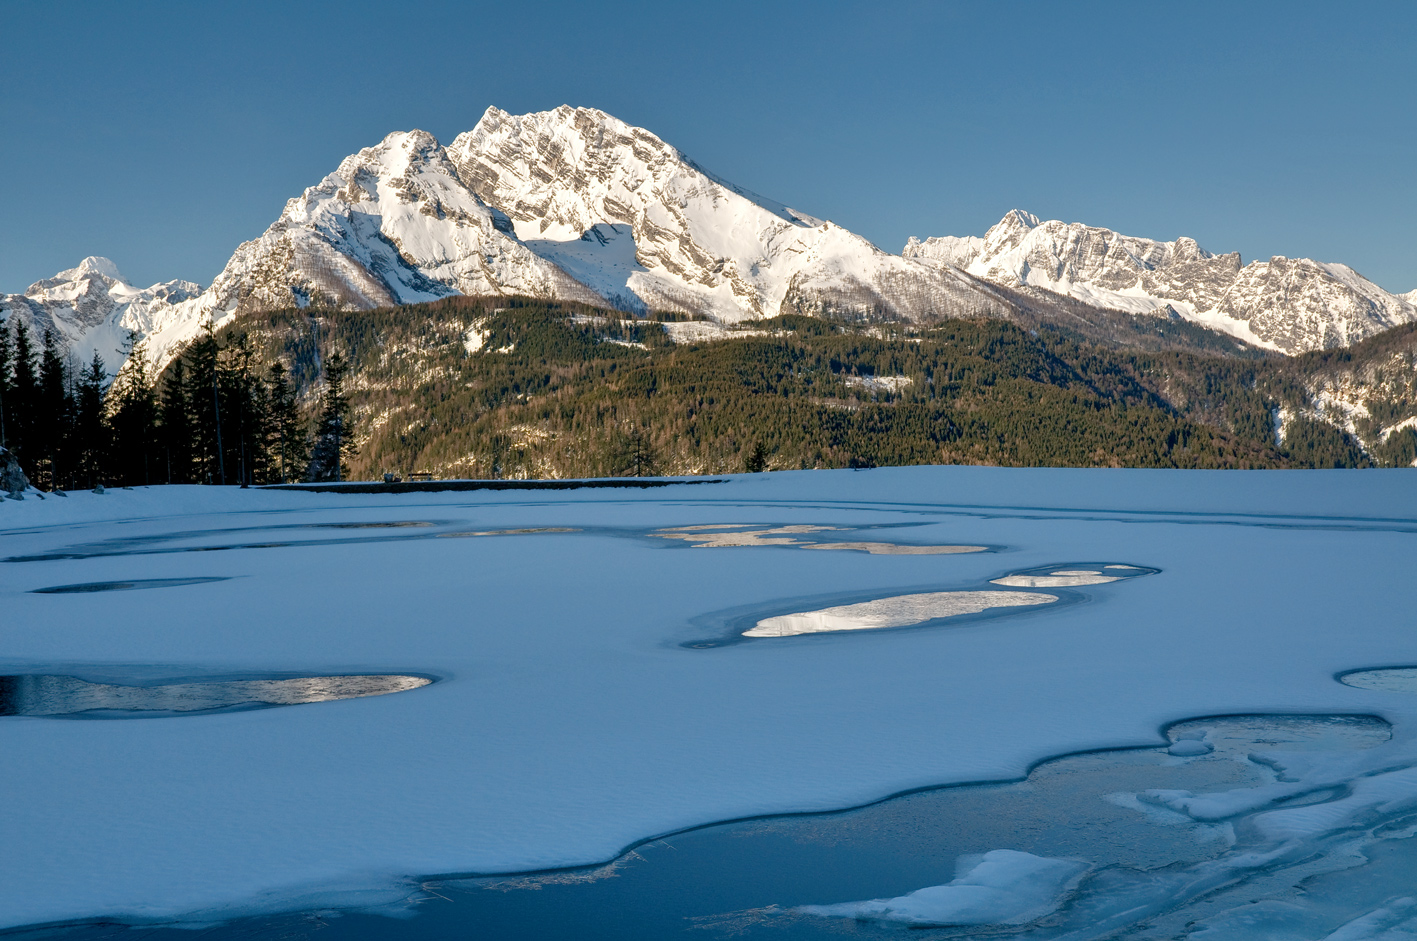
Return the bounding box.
[0,319,353,489]
[2,295,1414,489]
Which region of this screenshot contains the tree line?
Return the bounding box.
[0,317,355,489]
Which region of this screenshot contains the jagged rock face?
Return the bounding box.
[0,258,200,373]
[448,106,1004,322]
[905,211,1417,354]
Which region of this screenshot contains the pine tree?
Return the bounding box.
[744,441,768,473]
[218,333,275,486]
[109,339,158,486]
[266,362,307,484]
[307,352,355,481]
[186,325,225,484]
[9,320,38,478]
[0,319,12,451]
[35,330,70,489]
[158,358,195,484]
[73,352,108,488]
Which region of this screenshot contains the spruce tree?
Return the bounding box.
[266,362,307,484]
[158,359,195,484]
[109,340,158,486]
[9,320,38,478]
[73,352,108,488]
[36,330,70,489]
[186,325,225,484]
[306,352,355,481]
[0,319,12,451]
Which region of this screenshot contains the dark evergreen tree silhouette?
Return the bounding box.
[0,320,12,451]
[109,340,159,486]
[186,325,225,484]
[158,358,195,484]
[307,351,355,481]
[73,352,108,488]
[35,331,69,489]
[744,441,768,473]
[266,362,307,484]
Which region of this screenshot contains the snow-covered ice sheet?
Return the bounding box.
[799,849,1087,925]
[2,466,1417,930]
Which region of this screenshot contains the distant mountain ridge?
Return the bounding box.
[3,106,1413,372]
[904,210,1417,354]
[0,258,200,373]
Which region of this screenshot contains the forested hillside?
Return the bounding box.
[5,296,1413,488]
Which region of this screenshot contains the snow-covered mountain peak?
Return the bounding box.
[56,256,125,284]
[117,123,609,373]
[449,105,997,321]
[2,258,203,373]
[990,209,1042,236]
[906,212,1416,353]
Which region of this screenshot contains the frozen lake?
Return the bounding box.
[3,466,1417,937]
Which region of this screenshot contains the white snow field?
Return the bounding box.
[3,465,1417,932]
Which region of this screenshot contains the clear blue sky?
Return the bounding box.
[3,0,1414,295]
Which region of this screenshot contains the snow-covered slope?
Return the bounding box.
[905,211,1417,354]
[0,258,200,373]
[447,106,1003,322]
[134,130,607,371]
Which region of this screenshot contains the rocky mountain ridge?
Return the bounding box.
[904,211,1417,355]
[4,107,1413,375]
[0,258,200,373]
[446,105,1005,323]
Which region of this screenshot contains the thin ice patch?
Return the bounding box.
[0,674,433,718]
[745,591,1056,637]
[991,562,1158,588]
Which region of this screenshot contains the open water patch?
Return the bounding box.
[0,673,433,718]
[31,577,233,594]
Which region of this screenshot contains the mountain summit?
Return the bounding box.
[447,105,998,322]
[5,107,1413,371]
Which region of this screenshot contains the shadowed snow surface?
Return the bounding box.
[1,466,1416,929]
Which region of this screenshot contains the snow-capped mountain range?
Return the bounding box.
[4,106,1413,373]
[904,211,1417,353]
[0,258,201,373]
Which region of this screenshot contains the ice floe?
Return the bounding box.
[0,674,432,717]
[744,590,1057,637]
[799,849,1087,926]
[1339,668,1417,693]
[652,523,985,553]
[991,562,1158,587]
